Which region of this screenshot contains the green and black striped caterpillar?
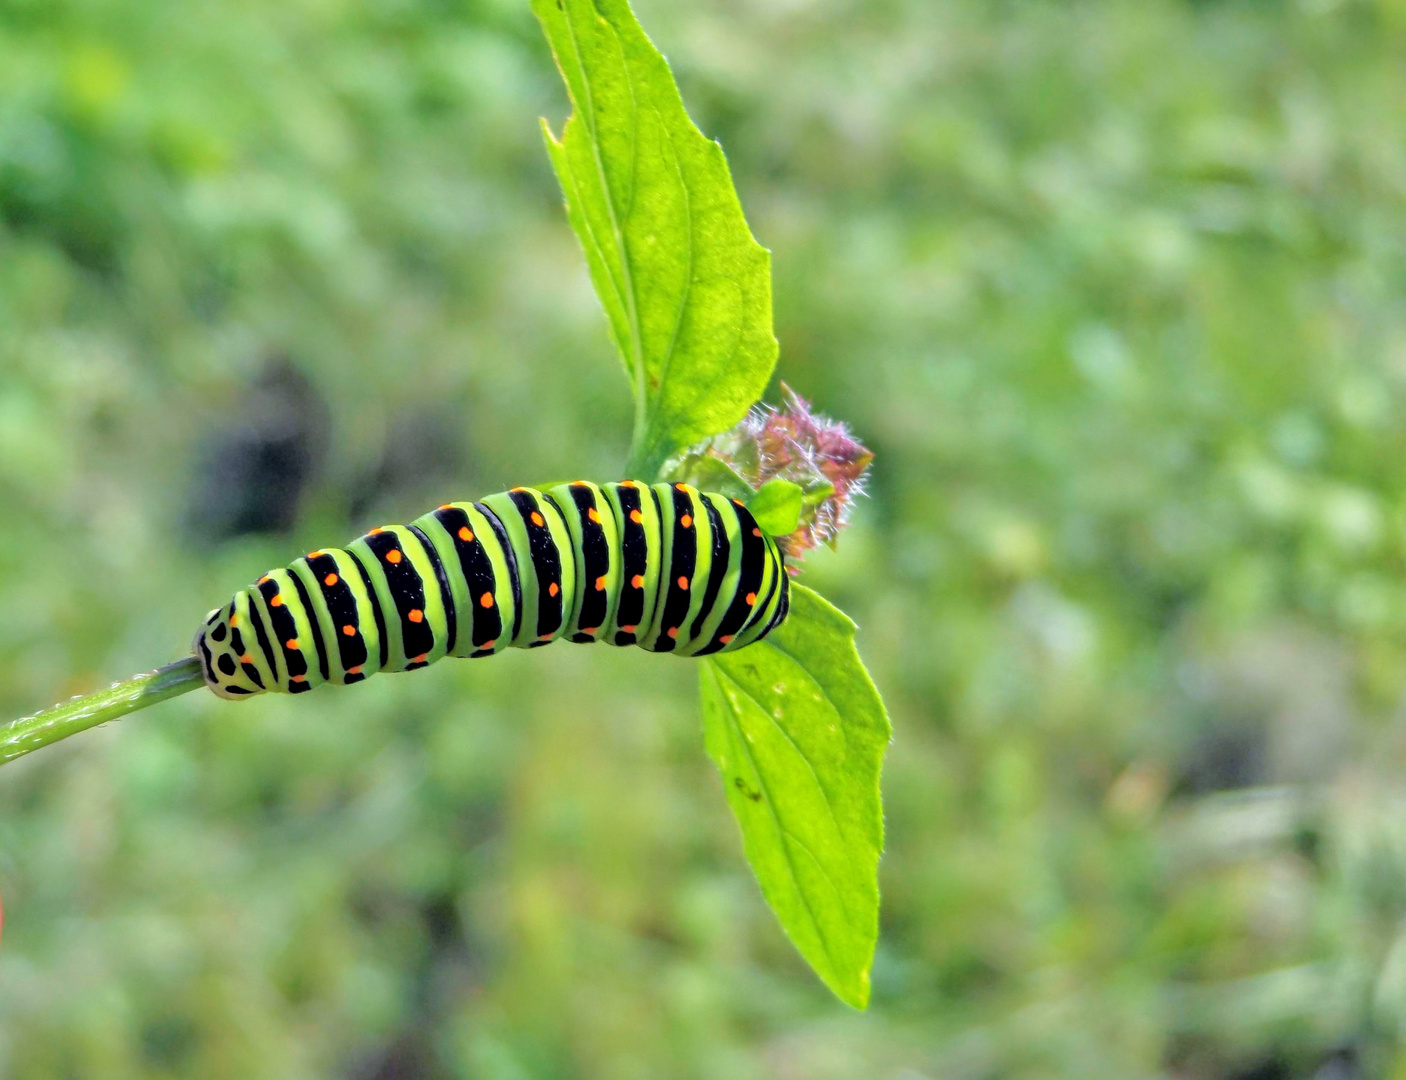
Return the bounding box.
[194,481,789,699]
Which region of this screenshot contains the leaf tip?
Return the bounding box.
[846,969,873,1011]
[818,959,872,1010]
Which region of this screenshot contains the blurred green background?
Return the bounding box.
[5,0,1406,1075]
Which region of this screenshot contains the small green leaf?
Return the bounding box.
[800,479,836,514]
[533,0,778,480]
[746,477,803,537]
[699,584,890,1008]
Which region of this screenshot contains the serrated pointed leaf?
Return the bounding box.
[699,583,890,1008]
[533,0,778,479]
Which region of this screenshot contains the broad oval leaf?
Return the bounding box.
[533,0,778,480]
[700,583,890,1008]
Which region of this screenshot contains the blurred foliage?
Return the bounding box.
[6,0,1406,1075]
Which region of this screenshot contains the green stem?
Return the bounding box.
[625,444,649,481]
[0,657,204,767]
[626,446,671,484]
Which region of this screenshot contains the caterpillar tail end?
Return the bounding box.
[194,600,268,700]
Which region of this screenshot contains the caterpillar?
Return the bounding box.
[194,481,790,699]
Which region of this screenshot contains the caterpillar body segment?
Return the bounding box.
[195,482,790,700]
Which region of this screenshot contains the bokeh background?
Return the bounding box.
[4,0,1406,1075]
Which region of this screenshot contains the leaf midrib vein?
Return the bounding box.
[713,662,857,930]
[706,662,841,974]
[563,2,649,460]
[648,115,695,446]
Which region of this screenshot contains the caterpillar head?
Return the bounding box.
[194,595,268,699]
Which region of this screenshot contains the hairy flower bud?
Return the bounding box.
[666,384,873,562]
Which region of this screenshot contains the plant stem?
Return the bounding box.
[0,657,204,767]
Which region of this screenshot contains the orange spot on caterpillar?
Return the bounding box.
[677,576,689,590]
[631,574,644,589]
[719,634,734,644]
[368,527,385,535]
[286,638,299,650]
[229,614,239,627]
[270,595,284,607]
[753,527,762,537]
[240,654,252,664]
[308,550,324,559]
[619,624,637,634]
[324,573,339,587]
[439,503,452,511]
[386,549,402,564]
[291,674,307,683]
[458,526,474,542]
[412,654,427,664]
[258,575,272,585]
[408,609,424,623]
[595,575,607,591]
[680,514,692,529]
[667,626,679,639]
[733,499,744,507]
[342,625,355,636]
[347,666,363,675]
[530,511,545,527]
[548,582,559,597]
[745,592,757,605]
[675,483,689,492]
[480,639,496,650]
[630,509,643,524]
[480,592,494,608]
[579,627,596,635]
[588,507,601,524]
[511,486,527,492]
[538,633,553,641]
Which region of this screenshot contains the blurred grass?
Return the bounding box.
[6,0,1406,1076]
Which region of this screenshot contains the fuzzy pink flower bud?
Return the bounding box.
[667,384,873,562]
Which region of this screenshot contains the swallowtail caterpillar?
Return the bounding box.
[195,480,788,699]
